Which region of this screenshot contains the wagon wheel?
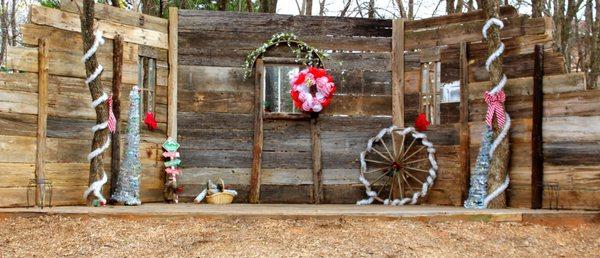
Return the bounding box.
[357,126,438,206]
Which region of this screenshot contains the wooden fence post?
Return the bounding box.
[311,113,323,204]
[35,38,49,206]
[391,19,405,199]
[459,42,470,202]
[249,59,265,203]
[167,7,178,140]
[531,44,544,209]
[109,35,123,198]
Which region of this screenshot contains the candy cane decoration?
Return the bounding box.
[464,18,511,209]
[82,30,110,205]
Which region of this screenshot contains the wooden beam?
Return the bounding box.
[109,35,123,199]
[531,44,544,209]
[167,7,178,140]
[310,113,323,204]
[263,112,310,120]
[249,59,265,204]
[391,19,404,200]
[392,19,405,128]
[459,42,470,202]
[60,0,168,33]
[29,5,168,49]
[35,38,49,206]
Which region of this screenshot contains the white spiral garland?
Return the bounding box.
[356,126,438,206]
[480,18,511,206]
[82,30,110,204]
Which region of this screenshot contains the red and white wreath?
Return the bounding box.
[289,67,336,113]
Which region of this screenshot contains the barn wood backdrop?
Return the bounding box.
[0,3,169,206]
[0,3,597,210]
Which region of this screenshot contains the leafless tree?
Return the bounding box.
[340,0,351,16]
[0,0,8,66]
[318,0,326,15]
[306,0,312,15]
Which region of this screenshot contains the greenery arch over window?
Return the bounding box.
[242,32,327,79]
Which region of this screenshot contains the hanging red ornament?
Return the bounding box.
[144,111,158,131]
[415,113,430,131]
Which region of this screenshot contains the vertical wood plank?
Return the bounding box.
[249,59,265,203]
[110,35,123,199]
[35,38,49,206]
[531,44,544,209]
[459,42,470,202]
[310,113,323,204]
[391,19,405,199]
[392,19,405,127]
[167,7,178,140]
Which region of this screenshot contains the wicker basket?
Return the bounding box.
[205,178,235,204]
[205,192,234,204]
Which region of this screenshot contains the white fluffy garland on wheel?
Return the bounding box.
[82,30,111,205]
[356,126,438,206]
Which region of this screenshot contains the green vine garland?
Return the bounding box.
[242,32,327,80]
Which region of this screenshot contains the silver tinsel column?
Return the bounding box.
[464,126,494,209]
[111,86,142,205]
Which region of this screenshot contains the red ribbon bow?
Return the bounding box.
[484,90,506,127]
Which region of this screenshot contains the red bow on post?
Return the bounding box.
[484,90,506,127]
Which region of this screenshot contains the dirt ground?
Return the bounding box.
[0,216,598,257]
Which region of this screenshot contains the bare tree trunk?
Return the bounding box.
[457,0,464,13]
[259,0,277,13]
[553,0,586,72]
[246,0,253,11]
[318,0,325,15]
[0,0,8,67]
[80,0,110,205]
[483,0,510,208]
[218,0,228,11]
[340,0,351,16]
[447,0,456,13]
[395,0,406,18]
[9,0,16,46]
[590,0,600,88]
[305,0,312,15]
[408,0,414,19]
[468,0,475,11]
[532,0,543,17]
[367,0,375,18]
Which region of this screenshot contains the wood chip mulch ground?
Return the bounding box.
[0,216,598,257]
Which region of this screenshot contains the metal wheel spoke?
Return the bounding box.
[364,167,388,174]
[397,175,404,199]
[403,137,417,157]
[391,131,397,161]
[401,172,415,193]
[403,157,429,165]
[405,166,429,173]
[379,137,394,161]
[404,169,425,185]
[378,176,391,196]
[365,158,389,165]
[395,133,406,161]
[371,147,392,162]
[370,171,389,186]
[404,146,426,162]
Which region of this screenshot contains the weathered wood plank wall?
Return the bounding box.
[177,8,598,209]
[0,4,169,207]
[177,9,466,205]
